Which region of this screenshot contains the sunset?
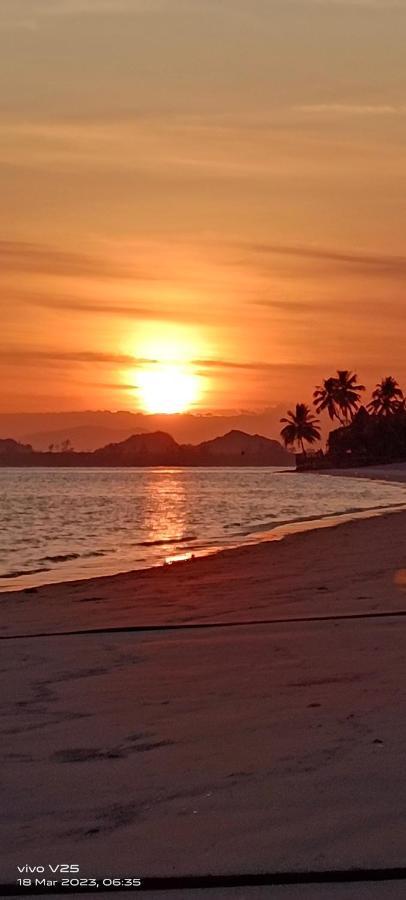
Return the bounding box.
[2,0,406,422]
[129,323,204,413]
[137,362,201,413]
[2,1,406,897]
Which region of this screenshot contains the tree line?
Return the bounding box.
[280,372,405,454]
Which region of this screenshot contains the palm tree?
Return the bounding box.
[280,403,321,455]
[334,370,365,423]
[313,377,343,424]
[367,376,404,416]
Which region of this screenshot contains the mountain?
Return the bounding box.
[0,430,293,467]
[0,408,291,448]
[93,431,180,465]
[195,430,291,465]
[0,438,34,463]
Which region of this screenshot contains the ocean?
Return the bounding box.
[1,466,405,591]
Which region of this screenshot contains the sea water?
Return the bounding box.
[1,466,405,590]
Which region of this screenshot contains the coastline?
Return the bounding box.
[321,462,406,483]
[2,474,406,594]
[2,508,406,881]
[2,472,406,883]
[1,504,406,637]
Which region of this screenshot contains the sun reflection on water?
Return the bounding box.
[140,469,189,551]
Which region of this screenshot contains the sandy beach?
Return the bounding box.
[324,462,406,483]
[1,489,406,894]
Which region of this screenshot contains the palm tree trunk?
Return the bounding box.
[300,437,306,456]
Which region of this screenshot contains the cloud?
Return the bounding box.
[254,298,326,313]
[95,382,141,392]
[0,0,190,30]
[244,242,406,277]
[38,0,170,13]
[0,348,139,367]
[296,103,406,117]
[1,346,317,376]
[15,293,189,322]
[8,287,231,327]
[193,358,317,373]
[0,117,298,180]
[0,240,152,281]
[305,0,404,7]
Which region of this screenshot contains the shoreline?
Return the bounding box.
[2,504,406,638]
[320,462,406,482]
[1,498,406,597]
[2,505,406,879]
[2,493,406,595]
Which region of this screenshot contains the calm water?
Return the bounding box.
[1,466,405,591]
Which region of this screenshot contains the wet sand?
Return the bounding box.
[1,508,406,639]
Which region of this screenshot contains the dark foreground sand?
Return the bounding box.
[12,886,406,899]
[1,503,406,893]
[15,887,406,899]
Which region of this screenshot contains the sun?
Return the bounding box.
[125,324,206,414]
[137,363,200,414]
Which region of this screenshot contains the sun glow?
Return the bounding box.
[126,324,206,414]
[137,363,200,414]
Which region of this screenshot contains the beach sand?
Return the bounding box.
[1,497,406,892]
[6,887,405,899]
[324,462,406,483]
[4,888,405,899]
[1,508,406,639]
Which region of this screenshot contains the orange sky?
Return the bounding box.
[1,0,406,416]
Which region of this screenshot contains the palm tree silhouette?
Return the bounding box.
[280,403,321,455]
[313,377,342,423]
[367,376,404,416]
[333,370,365,423]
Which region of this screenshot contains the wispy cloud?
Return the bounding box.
[0,0,194,31]
[243,242,406,277]
[306,0,404,7]
[192,358,316,373]
[296,103,406,117]
[35,0,171,14]
[254,298,326,313]
[13,291,211,325]
[1,0,403,23]
[0,348,138,366]
[0,117,305,180]
[0,240,153,281]
[1,346,312,376]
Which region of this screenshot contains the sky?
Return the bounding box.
[1,0,406,420]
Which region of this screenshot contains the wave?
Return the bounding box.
[1,566,50,579]
[40,549,112,564]
[82,550,110,558]
[41,552,81,563]
[137,534,197,548]
[1,468,405,591]
[230,501,406,537]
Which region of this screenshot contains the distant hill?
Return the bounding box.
[0,407,291,448]
[21,424,147,452]
[0,429,293,467]
[195,430,291,465]
[0,438,34,462]
[93,431,180,465]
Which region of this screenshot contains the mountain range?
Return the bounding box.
[0,408,291,450]
[0,430,292,467]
